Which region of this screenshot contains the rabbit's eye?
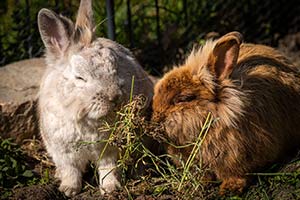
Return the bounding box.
[75,76,87,82]
[173,94,197,104]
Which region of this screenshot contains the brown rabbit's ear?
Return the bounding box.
[38,9,74,58]
[74,0,94,45]
[207,32,243,80]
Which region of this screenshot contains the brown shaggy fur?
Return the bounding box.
[152,32,300,194]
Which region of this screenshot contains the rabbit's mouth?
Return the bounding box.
[77,102,116,121]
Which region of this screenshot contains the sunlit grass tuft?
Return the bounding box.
[97,93,216,199]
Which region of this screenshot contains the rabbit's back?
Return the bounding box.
[233,43,300,147]
[234,43,299,79]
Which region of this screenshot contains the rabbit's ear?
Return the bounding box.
[74,0,94,45]
[208,32,243,80]
[38,9,74,58]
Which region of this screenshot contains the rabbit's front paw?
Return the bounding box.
[100,174,121,195]
[219,177,247,195]
[59,181,82,197]
[55,166,83,197]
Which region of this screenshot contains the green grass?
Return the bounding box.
[0,137,54,199]
[95,94,217,199]
[0,137,34,199]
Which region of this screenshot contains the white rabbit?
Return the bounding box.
[37,0,153,197]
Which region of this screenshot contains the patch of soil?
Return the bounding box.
[11,184,64,200]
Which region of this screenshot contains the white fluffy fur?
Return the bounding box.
[38,1,153,197]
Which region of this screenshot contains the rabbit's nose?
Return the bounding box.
[109,93,121,104]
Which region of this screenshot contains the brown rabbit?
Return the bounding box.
[152,31,300,194]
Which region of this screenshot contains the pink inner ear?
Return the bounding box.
[214,43,238,79]
[48,30,63,49]
[40,12,70,53]
[224,46,236,72]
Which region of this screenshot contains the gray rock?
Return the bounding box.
[0,58,46,143]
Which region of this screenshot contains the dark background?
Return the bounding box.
[1,0,300,75]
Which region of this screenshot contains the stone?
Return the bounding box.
[0,58,46,143]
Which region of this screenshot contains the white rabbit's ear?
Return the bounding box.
[38,9,74,58]
[207,31,243,80]
[74,0,94,45]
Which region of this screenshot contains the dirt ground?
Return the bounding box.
[7,138,300,200]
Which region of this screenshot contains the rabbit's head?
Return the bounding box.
[152,32,244,144]
[38,0,137,121]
